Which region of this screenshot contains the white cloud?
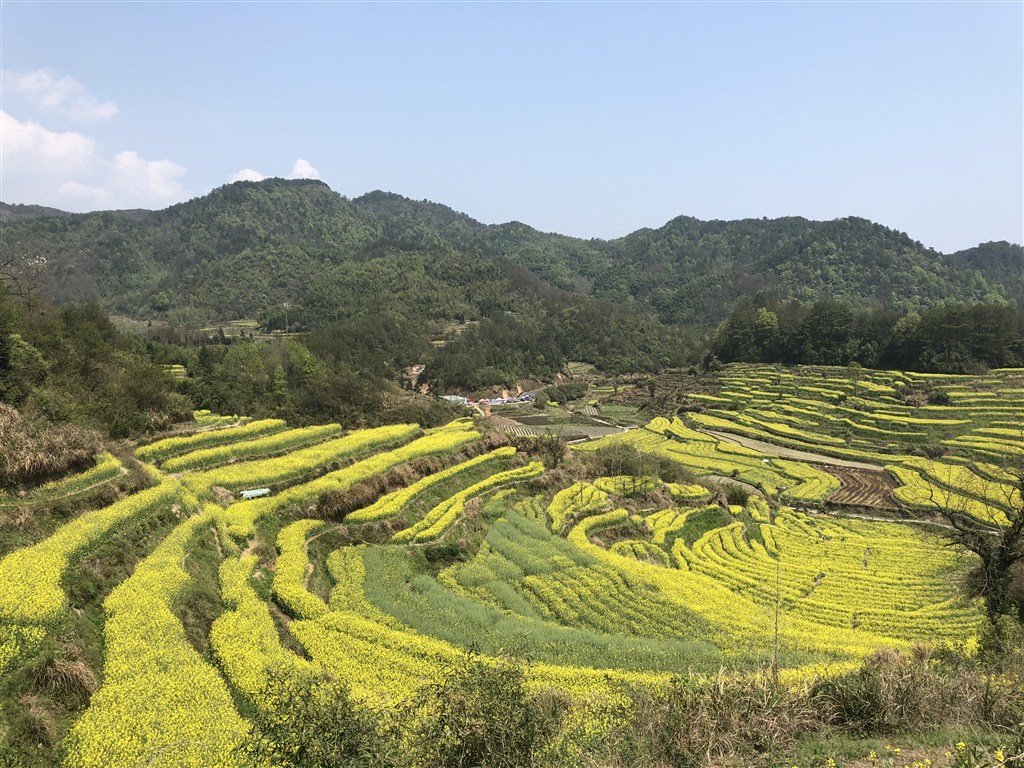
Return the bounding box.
[1,111,189,211]
[1,69,118,122]
[57,181,112,206]
[0,110,95,170]
[231,168,266,182]
[112,150,187,203]
[290,158,320,179]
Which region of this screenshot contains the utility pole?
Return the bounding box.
[772,554,781,689]
[282,301,291,384]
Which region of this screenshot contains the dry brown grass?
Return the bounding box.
[611,672,822,767]
[0,404,100,490]
[813,646,1019,734]
[28,640,99,708]
[596,650,1024,768]
[29,655,98,702]
[17,693,59,745]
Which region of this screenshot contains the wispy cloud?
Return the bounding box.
[291,159,320,180]
[1,69,118,122]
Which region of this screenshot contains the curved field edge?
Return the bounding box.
[0,389,1014,766]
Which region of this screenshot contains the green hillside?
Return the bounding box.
[2,179,1020,329]
[947,240,1024,305]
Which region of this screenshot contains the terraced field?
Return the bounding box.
[0,364,1019,765]
[667,365,1024,521]
[824,467,898,508]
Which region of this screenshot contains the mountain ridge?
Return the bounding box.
[1,179,1020,327]
[7,184,1016,257]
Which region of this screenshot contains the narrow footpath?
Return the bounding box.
[701,429,884,471]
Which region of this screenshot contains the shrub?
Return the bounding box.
[602,674,819,767]
[542,383,587,404]
[812,648,974,734]
[587,443,694,485]
[725,484,751,506]
[404,653,562,768]
[239,670,392,768]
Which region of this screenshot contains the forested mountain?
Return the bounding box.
[605,217,1020,323]
[1,179,1021,444]
[0,202,72,222]
[947,241,1024,304]
[710,297,1024,373]
[1,179,1020,330]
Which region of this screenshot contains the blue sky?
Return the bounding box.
[2,2,1021,253]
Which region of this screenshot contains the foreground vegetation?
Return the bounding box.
[1,360,1022,766]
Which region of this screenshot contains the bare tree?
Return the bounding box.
[0,249,47,302]
[923,453,1024,640]
[0,252,16,290]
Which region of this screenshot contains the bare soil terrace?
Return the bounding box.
[825,466,899,509]
[699,427,900,510]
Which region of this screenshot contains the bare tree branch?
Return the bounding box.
[918,443,1024,633]
[0,249,47,301]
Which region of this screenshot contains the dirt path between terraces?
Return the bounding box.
[701,429,884,471]
[704,475,764,497]
[0,464,129,509]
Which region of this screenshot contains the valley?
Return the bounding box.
[1,363,1021,767]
